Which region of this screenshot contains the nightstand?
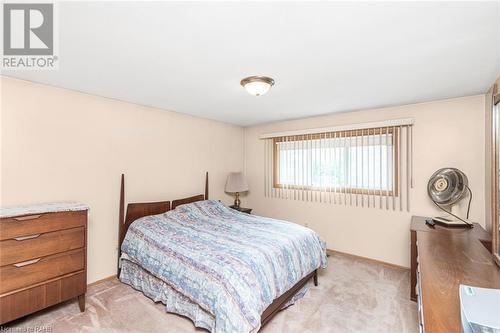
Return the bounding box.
[229,205,252,214]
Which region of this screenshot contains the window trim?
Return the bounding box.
[272,127,400,196]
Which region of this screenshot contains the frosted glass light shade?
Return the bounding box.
[240,76,275,96]
[225,172,249,193]
[244,81,271,96]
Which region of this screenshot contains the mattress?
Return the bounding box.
[120,200,327,333]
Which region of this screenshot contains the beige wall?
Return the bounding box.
[485,75,500,233]
[0,75,489,275]
[0,77,244,283]
[244,95,486,268]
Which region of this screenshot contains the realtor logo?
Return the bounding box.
[2,2,58,69]
[4,3,53,55]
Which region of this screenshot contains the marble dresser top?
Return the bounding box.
[0,201,89,218]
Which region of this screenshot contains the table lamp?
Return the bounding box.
[225,172,249,208]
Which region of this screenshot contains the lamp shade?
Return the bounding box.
[240,76,275,96]
[243,80,272,96]
[225,172,249,193]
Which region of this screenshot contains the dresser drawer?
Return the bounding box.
[0,249,85,294]
[0,227,85,266]
[0,211,86,241]
[0,271,86,324]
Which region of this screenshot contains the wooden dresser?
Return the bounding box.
[410,216,500,333]
[0,202,88,324]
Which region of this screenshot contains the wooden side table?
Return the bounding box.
[229,205,252,214]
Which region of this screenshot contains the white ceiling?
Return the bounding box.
[3,1,500,126]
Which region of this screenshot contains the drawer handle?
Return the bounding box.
[13,214,42,221]
[13,258,41,267]
[13,234,41,241]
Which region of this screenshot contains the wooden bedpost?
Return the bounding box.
[120,174,125,227]
[205,172,209,200]
[118,173,125,275]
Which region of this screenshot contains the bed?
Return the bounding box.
[117,173,327,332]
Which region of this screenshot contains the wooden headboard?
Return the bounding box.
[117,172,209,274]
[171,194,204,210]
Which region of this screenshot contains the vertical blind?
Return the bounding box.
[262,120,414,211]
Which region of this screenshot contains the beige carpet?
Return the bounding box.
[3,253,418,332]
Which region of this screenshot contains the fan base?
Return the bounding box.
[432,216,473,228]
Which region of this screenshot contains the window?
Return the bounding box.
[273,128,397,195]
[490,89,500,266]
[262,121,413,210]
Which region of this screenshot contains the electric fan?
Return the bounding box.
[427,167,473,228]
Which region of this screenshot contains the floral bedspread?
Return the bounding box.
[120,200,327,333]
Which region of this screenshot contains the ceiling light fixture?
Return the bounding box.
[240,76,275,96]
